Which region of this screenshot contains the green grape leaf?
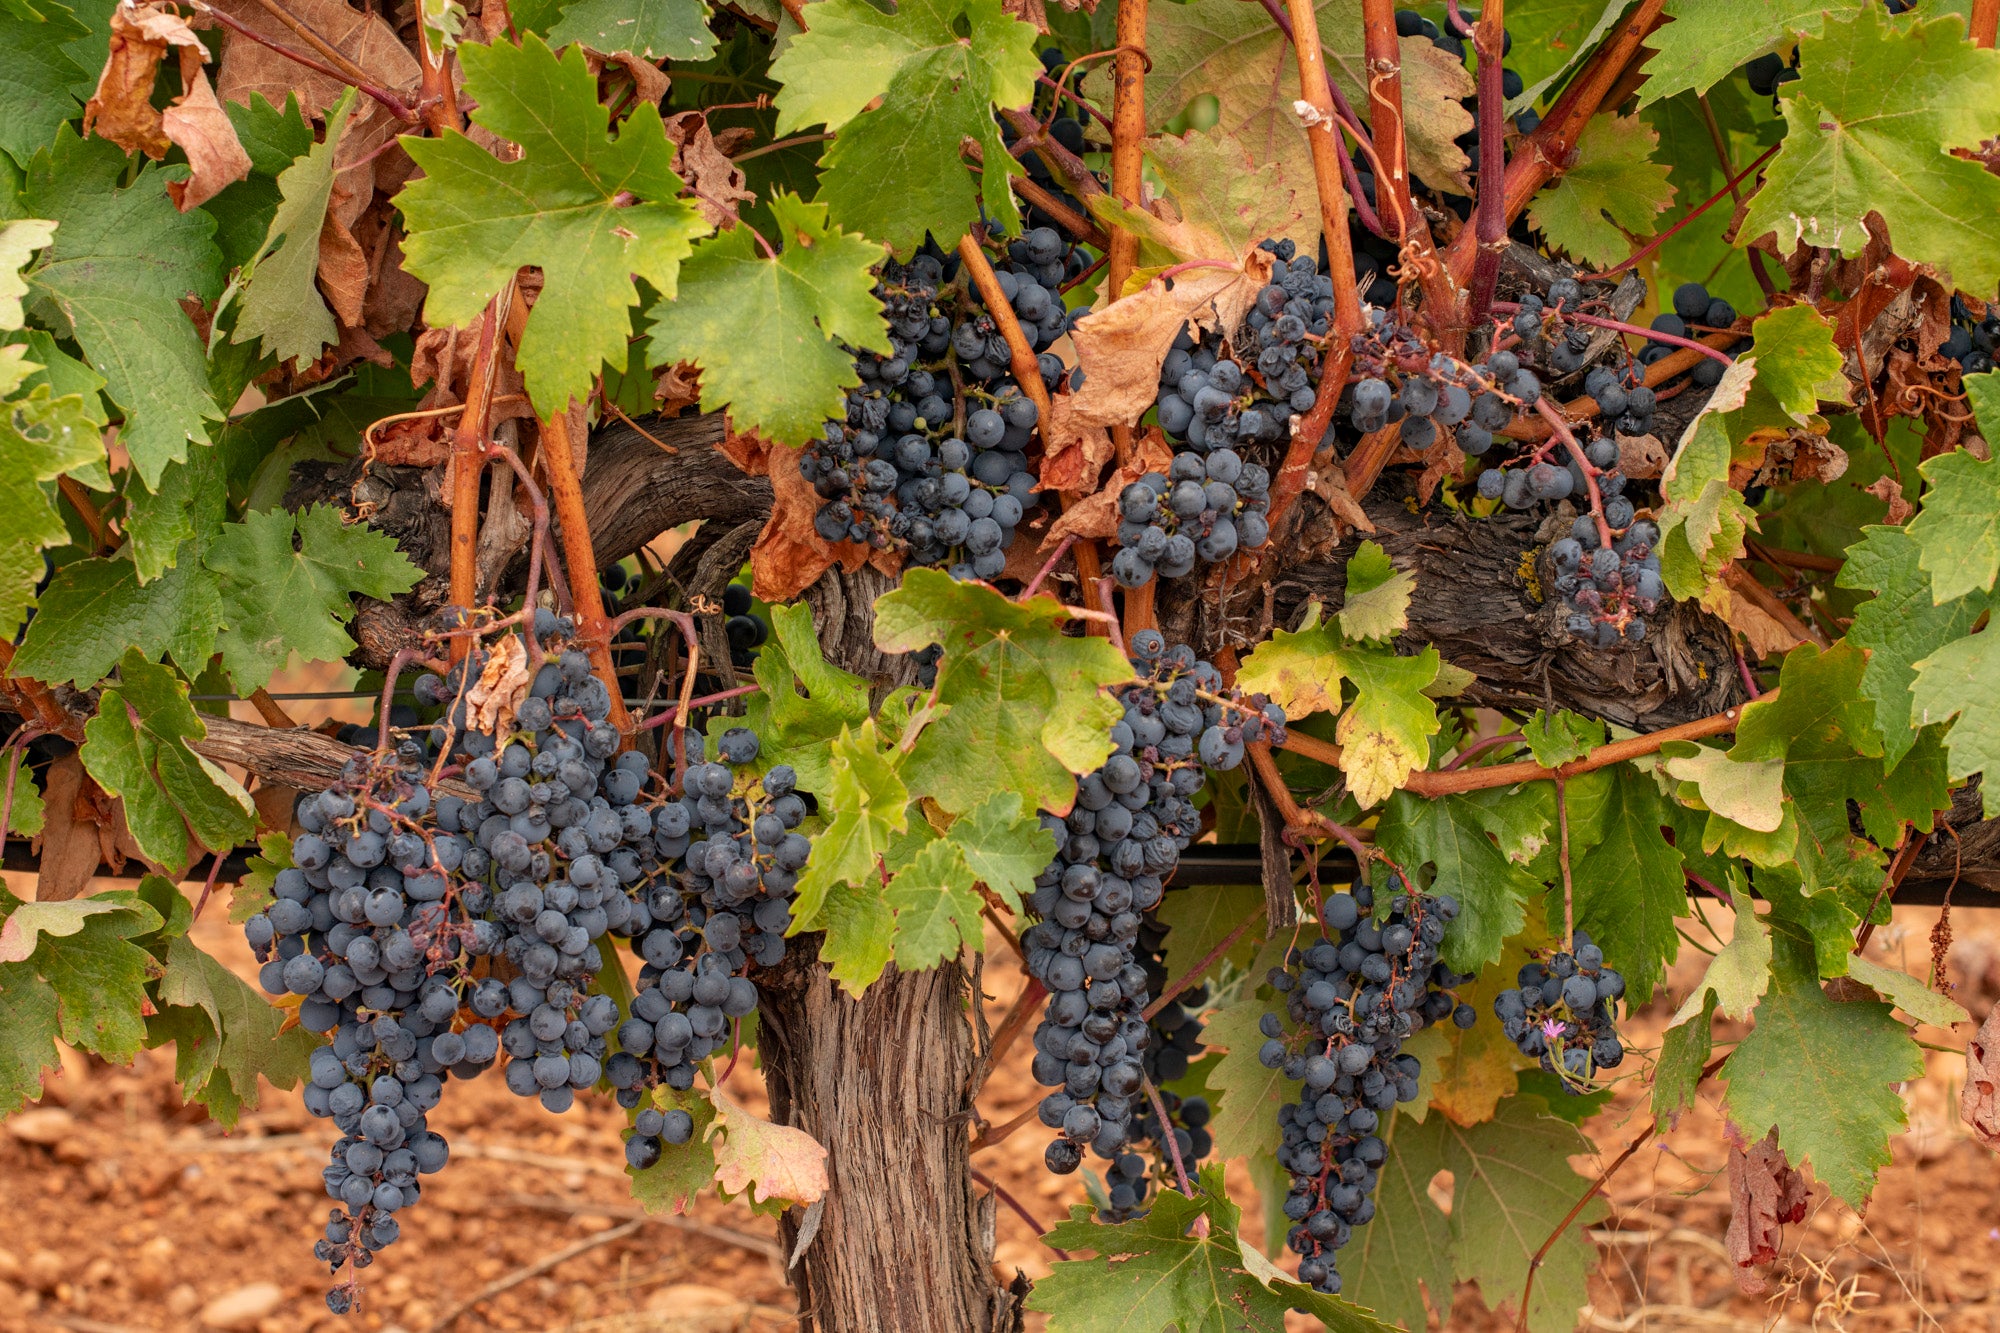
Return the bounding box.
[874,570,1130,815]
[1740,8,2000,296]
[1504,0,1628,115]
[231,89,356,367]
[1336,540,1415,641]
[1843,955,1968,1030]
[738,601,871,795]
[0,217,57,328]
[230,831,292,923]
[1556,764,1684,1007]
[1911,626,1999,817]
[547,0,716,60]
[12,547,222,687]
[80,649,258,875]
[2,750,43,838]
[881,836,983,971]
[1722,932,1923,1207]
[1527,113,1675,268]
[122,429,230,584]
[1837,524,1989,763]
[1236,604,1440,807]
[770,0,1040,254]
[397,35,707,415]
[1199,937,1292,1164]
[1907,431,2000,606]
[644,190,889,445]
[1641,0,1872,105]
[0,383,105,640]
[1029,1162,1399,1332]
[0,885,165,1110]
[1378,787,1546,973]
[205,503,423,692]
[627,1084,720,1214]
[946,791,1054,912]
[0,5,90,167]
[790,719,908,932]
[1652,988,1715,1128]
[1521,709,1605,769]
[19,128,224,487]
[155,929,315,1125]
[1346,1096,1605,1333]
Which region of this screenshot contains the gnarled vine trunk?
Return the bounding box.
[758,939,1018,1333]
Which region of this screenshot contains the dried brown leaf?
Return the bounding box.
[1040,430,1174,549]
[1719,582,1807,660]
[318,203,371,328]
[1865,475,1914,525]
[1306,461,1375,535]
[727,431,875,602]
[654,362,703,416]
[1724,1125,1810,1295]
[465,632,531,737]
[662,111,755,230]
[1616,431,1669,480]
[1068,248,1274,428]
[1038,391,1115,495]
[1961,1004,2000,1150]
[86,4,250,209]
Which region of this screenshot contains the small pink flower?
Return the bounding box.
[1539,1017,1567,1041]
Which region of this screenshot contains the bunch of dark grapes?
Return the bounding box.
[799,241,1067,581]
[1545,506,1666,647]
[1944,295,1998,377]
[1104,910,1213,1218]
[1024,632,1279,1202]
[606,724,809,1167]
[252,614,673,1311]
[1639,281,1746,389]
[1347,307,1528,459]
[1261,877,1471,1295]
[1492,930,1626,1090]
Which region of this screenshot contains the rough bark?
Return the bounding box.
[758,934,1018,1333]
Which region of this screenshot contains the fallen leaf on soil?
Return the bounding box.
[706,1085,828,1208]
[1724,1124,1810,1295]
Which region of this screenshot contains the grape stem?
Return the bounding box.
[1580,142,1781,282]
[968,1100,1042,1153]
[1854,824,1926,952]
[1252,0,1391,238]
[1494,301,1737,368]
[1461,0,1508,324]
[967,1167,1070,1259]
[966,977,1046,1103]
[0,726,43,852]
[1442,730,1522,771]
[608,608,705,785]
[1513,1051,1731,1333]
[954,233,1055,430]
[1143,904,1266,1020]
[1141,1075,1205,1231]
[1021,534,1077,599]
[1555,776,1574,948]
[1533,398,1615,549]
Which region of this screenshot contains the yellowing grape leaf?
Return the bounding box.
[1336,540,1415,642]
[1528,113,1675,269]
[1661,742,1786,832]
[707,1083,829,1209]
[0,218,56,329]
[397,35,707,414]
[1740,8,2000,296]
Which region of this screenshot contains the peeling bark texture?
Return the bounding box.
[805,564,925,692]
[1910,780,2000,896]
[758,935,1019,1333]
[1157,485,1747,731]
